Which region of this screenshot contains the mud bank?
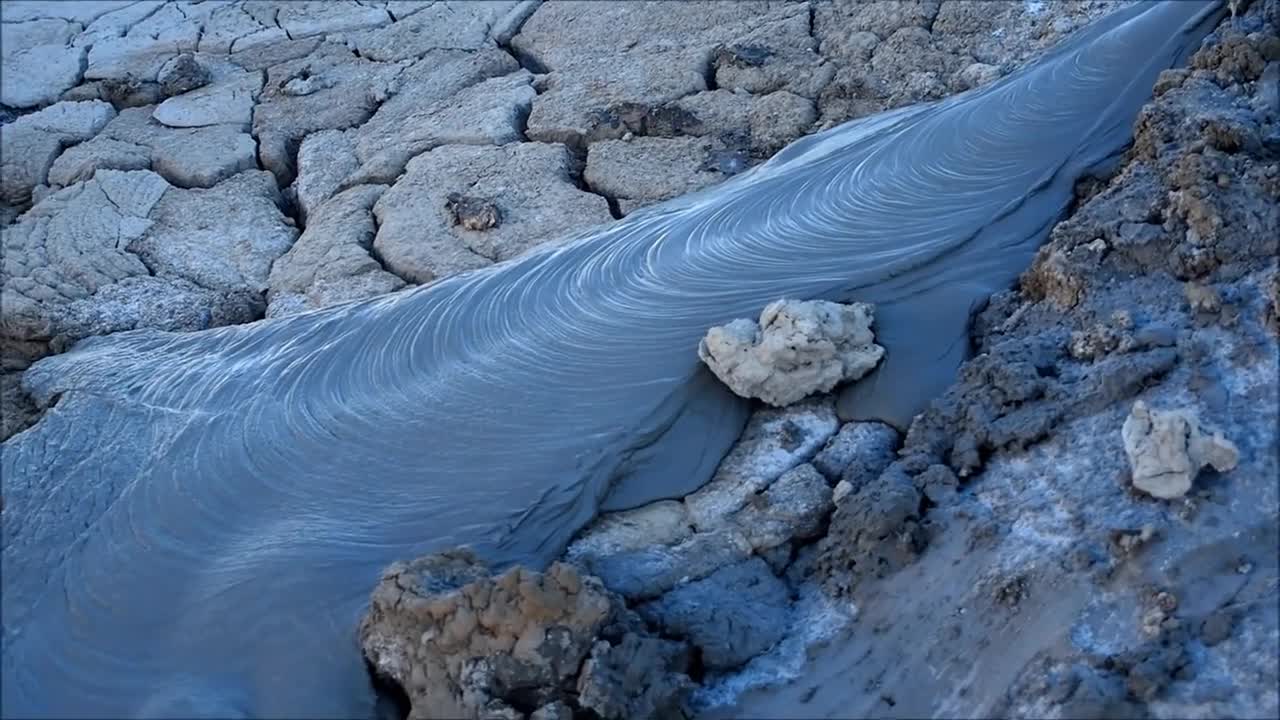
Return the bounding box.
[707,4,1280,717]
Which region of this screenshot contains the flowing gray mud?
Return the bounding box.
[1,2,1226,717]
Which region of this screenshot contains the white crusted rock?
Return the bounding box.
[1121,400,1240,499]
[698,299,884,407]
[565,501,695,565]
[684,396,839,531]
[728,463,834,551]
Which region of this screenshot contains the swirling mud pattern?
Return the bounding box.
[0,3,1224,718]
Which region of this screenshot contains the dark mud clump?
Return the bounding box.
[446,193,502,232]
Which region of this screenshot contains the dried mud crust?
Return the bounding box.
[794,5,1278,718]
[0,0,1138,442]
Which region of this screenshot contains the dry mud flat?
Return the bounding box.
[1,1,1277,719]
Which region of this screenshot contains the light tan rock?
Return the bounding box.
[1121,400,1240,499]
[698,299,884,407]
[359,550,692,720]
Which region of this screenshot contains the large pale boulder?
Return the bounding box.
[698,299,884,407]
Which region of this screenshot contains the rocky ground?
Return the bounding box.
[3,1,1277,719]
